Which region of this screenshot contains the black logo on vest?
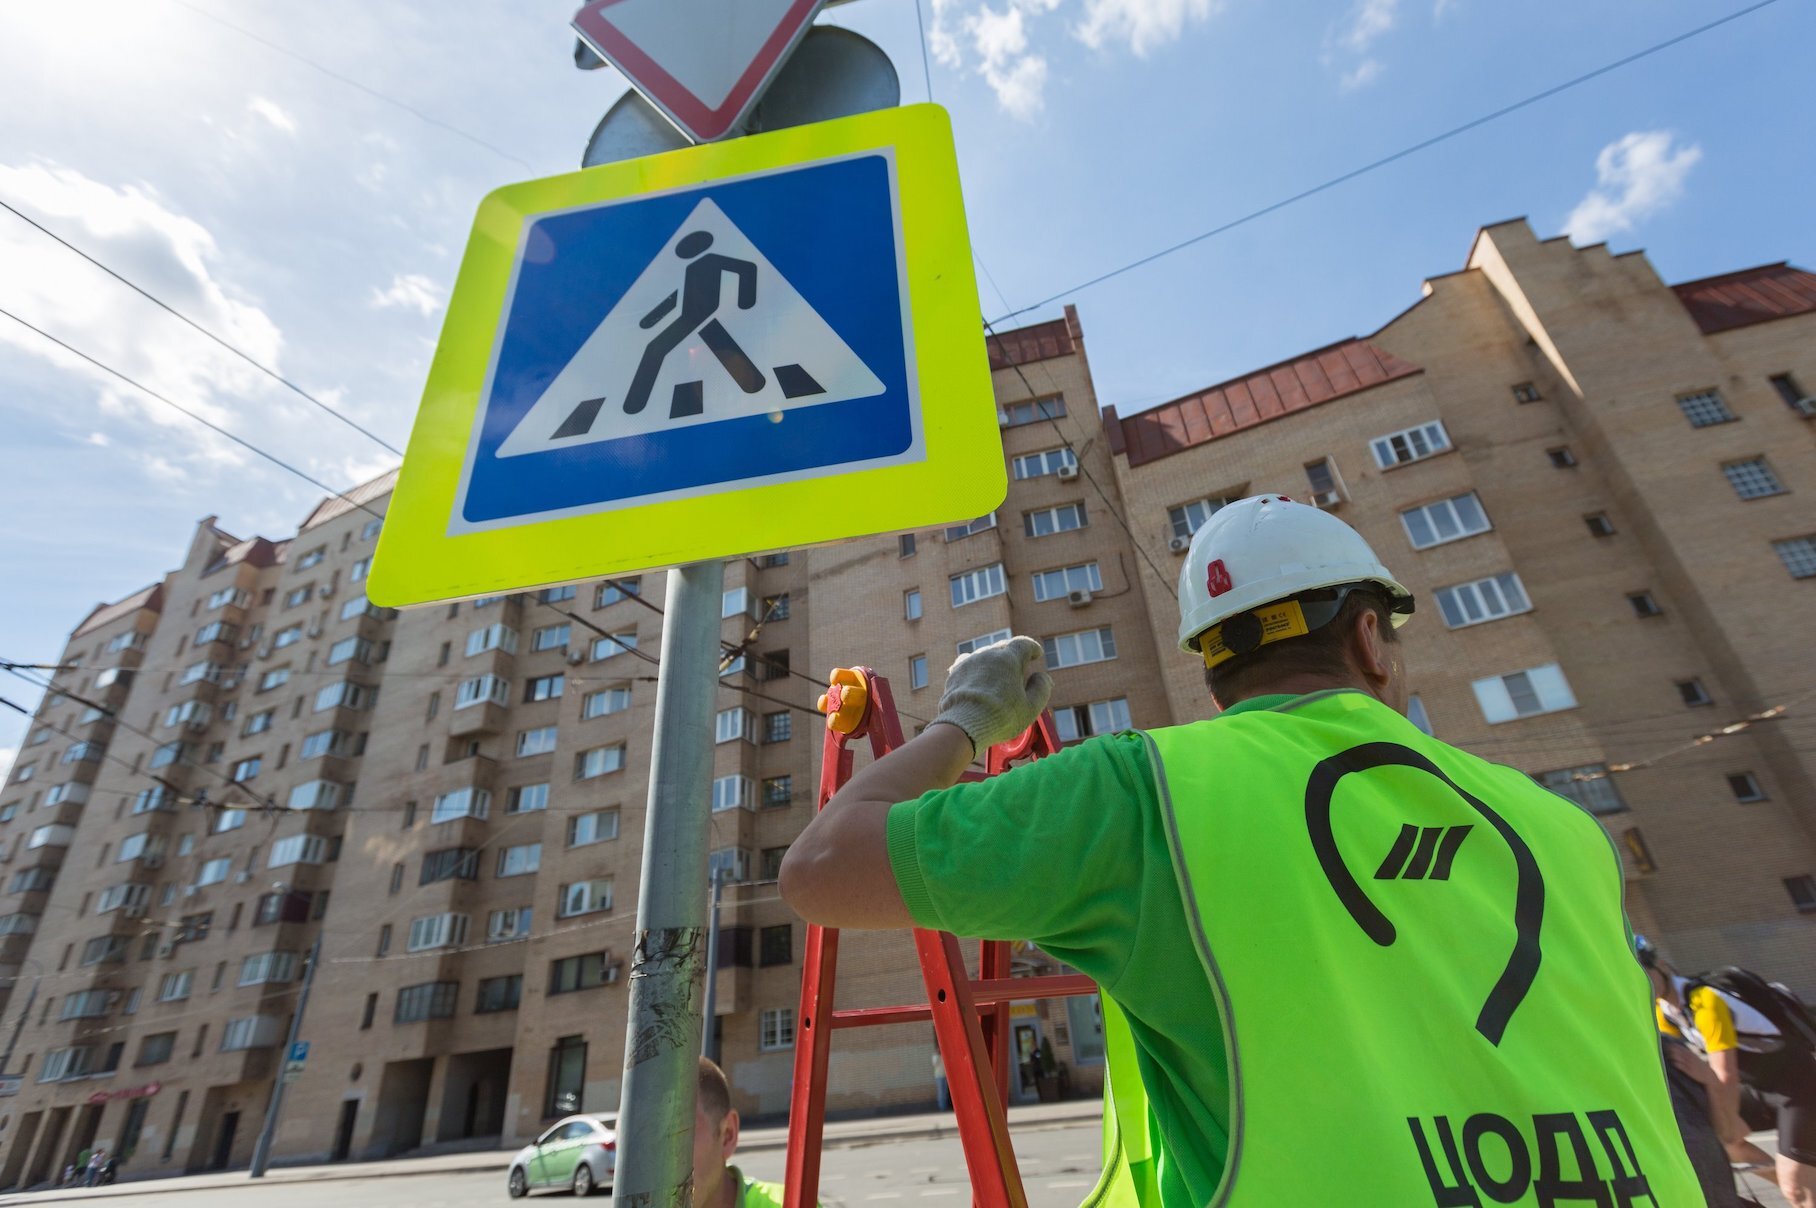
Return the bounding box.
[1304,742,1545,1045]
[1408,1109,1655,1206]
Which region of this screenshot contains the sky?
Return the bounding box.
[1,0,1811,771]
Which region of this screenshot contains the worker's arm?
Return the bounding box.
[780,639,1051,930]
[1688,988,1757,1152]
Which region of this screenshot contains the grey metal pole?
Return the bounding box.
[249,931,322,1178]
[614,559,725,1208]
[0,964,42,1075]
[701,866,724,1064]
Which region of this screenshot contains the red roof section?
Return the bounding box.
[300,468,399,531]
[987,317,1074,370]
[72,584,164,638]
[1673,263,1816,335]
[1107,339,1422,468]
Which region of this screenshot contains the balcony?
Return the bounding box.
[449,700,507,738]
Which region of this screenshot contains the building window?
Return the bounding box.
[1400,493,1491,550]
[711,775,752,812]
[909,655,928,691]
[300,729,349,759]
[476,975,522,1014]
[1512,382,1541,403]
[488,907,533,942]
[1677,390,1736,427]
[1785,877,1816,914]
[524,675,565,703]
[1677,679,1712,707]
[516,725,559,757]
[1728,772,1766,803]
[465,623,520,657]
[581,686,631,719]
[715,708,754,744]
[1042,627,1117,670]
[422,848,480,884]
[1031,562,1103,602]
[238,952,299,986]
[904,589,922,621]
[1774,535,1816,579]
[945,514,998,541]
[763,593,790,620]
[722,587,753,619]
[957,629,1013,656]
[1305,459,1340,499]
[1002,395,1064,426]
[136,1032,176,1067]
[507,783,550,814]
[1433,573,1531,629]
[763,775,793,808]
[538,585,577,604]
[1471,664,1577,724]
[531,624,571,652]
[1584,513,1617,538]
[1370,420,1451,469]
[558,879,614,918]
[1547,447,1577,469]
[196,857,232,886]
[1628,592,1662,618]
[949,564,1006,608]
[596,578,641,608]
[546,1036,588,1116]
[1053,698,1131,742]
[1406,694,1433,735]
[431,787,491,823]
[395,982,459,1023]
[1534,765,1626,816]
[326,637,372,667]
[221,1015,283,1051]
[1011,447,1077,480]
[899,533,917,558]
[286,780,343,811]
[549,952,613,994]
[760,1007,797,1051]
[759,924,793,967]
[576,745,625,780]
[568,809,619,847]
[157,971,192,1002]
[360,993,378,1030]
[407,913,470,952]
[1723,458,1786,501]
[1024,502,1087,538]
[764,711,792,743]
[269,834,333,868]
[497,843,541,878]
[590,632,638,662]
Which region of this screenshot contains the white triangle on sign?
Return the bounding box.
[496,197,886,459]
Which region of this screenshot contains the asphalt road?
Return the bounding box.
[91,1119,1104,1208]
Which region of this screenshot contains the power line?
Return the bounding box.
[0,199,402,456]
[987,0,1788,325]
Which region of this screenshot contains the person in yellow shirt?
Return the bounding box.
[693,1057,788,1208]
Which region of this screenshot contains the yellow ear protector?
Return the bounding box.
[1198,584,1415,669]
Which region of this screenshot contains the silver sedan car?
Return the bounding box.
[507,1112,617,1198]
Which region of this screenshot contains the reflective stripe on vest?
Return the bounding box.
[1119,690,1699,1207]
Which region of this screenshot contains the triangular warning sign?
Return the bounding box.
[496,197,885,458]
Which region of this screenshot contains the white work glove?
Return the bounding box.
[932,636,1053,755]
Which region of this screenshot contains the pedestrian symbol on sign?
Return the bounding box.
[495,197,885,458]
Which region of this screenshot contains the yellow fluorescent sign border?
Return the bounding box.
[369,102,1002,608]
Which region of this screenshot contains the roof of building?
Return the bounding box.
[1104,338,1423,468]
[71,584,164,638]
[1672,263,1816,335]
[987,306,1082,371]
[300,468,400,532]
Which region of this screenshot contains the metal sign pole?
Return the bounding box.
[614,559,724,1208]
[249,931,322,1178]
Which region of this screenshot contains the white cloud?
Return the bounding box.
[85,431,109,446]
[248,96,297,134]
[1563,131,1703,244]
[1324,0,1399,87]
[1339,58,1383,90]
[368,272,445,317]
[1075,0,1218,55]
[966,3,1050,120]
[928,0,965,67]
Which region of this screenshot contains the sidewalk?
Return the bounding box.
[0,1100,1101,1204]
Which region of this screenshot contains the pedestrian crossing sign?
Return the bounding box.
[370,103,1002,606]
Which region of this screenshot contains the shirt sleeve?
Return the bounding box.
[1690,988,1740,1052]
[884,732,1159,989]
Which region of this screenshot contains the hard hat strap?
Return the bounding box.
[1199,582,1410,669]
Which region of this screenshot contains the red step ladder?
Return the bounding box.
[782,667,1099,1208]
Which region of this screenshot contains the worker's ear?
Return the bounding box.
[720,1108,740,1162]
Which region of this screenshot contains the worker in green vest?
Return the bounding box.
[695,1057,789,1208]
[780,493,1701,1205]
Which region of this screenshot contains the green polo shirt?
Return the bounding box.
[885,697,1294,1208]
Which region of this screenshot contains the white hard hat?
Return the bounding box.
[1176,495,1413,662]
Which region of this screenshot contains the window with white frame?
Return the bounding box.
[497,843,541,877]
[326,636,372,667]
[39,1047,96,1082]
[300,729,348,759]
[117,831,156,863]
[1002,395,1065,426]
[1371,420,1451,468]
[284,586,313,609]
[558,878,614,918]
[532,624,571,652]
[157,970,193,1001]
[591,632,638,661]
[1774,536,1816,579]
[465,623,520,657]
[1723,458,1786,500]
[96,883,150,914]
[1167,496,1234,542]
[431,787,491,823]
[455,675,510,710]
[1011,447,1077,480]
[487,907,532,942]
[193,857,230,886]
[339,594,376,621]
[407,913,470,952]
[507,783,549,814]
[1053,698,1132,742]
[576,745,625,780]
[1533,765,1626,817]
[569,809,619,847]
[106,630,146,652]
[945,513,997,541]
[194,620,238,646]
[582,686,631,719]
[134,787,176,815]
[1434,573,1532,629]
[516,726,559,757]
[60,991,114,1021]
[1024,502,1087,538]
[1031,562,1104,602]
[362,516,384,540]
[1676,390,1735,427]
[180,661,222,685]
[1471,664,1577,724]
[715,707,754,744]
[904,589,922,621]
[538,585,577,603]
[597,578,642,607]
[259,667,291,692]
[286,780,343,811]
[712,775,752,812]
[221,1015,283,1051]
[1400,493,1492,549]
[313,681,372,712]
[164,700,212,729]
[296,546,326,570]
[760,1007,797,1051]
[909,655,928,690]
[273,624,304,649]
[350,557,370,581]
[28,824,75,848]
[1043,627,1117,669]
[949,564,1006,608]
[207,586,250,610]
[957,629,1013,657]
[238,952,298,985]
[269,834,331,867]
[215,808,246,833]
[722,587,753,619]
[709,847,751,884]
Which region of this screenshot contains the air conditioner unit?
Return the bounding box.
[1056,463,1080,481]
[605,963,622,984]
[1066,589,1094,608]
[567,650,585,666]
[995,410,1010,427]
[306,624,323,639]
[1167,535,1191,554]
[1311,490,1343,509]
[319,585,335,599]
[1794,397,1816,419]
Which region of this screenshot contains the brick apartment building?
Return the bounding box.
[0,217,1810,1185]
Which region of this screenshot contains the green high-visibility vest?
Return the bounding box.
[1088,690,1698,1207]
